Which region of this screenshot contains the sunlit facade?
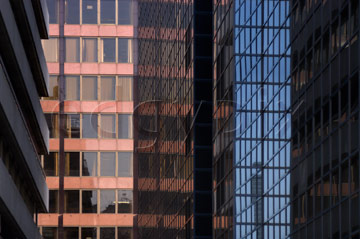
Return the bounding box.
[39,0,136,238]
[213,0,291,238]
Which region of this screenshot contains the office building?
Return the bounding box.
[39,0,136,238]
[0,0,50,238]
[135,0,213,238]
[213,0,292,238]
[290,0,360,238]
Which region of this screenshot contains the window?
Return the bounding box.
[100,228,115,239]
[118,39,132,63]
[42,227,57,239]
[82,114,98,138]
[47,75,59,100]
[82,38,98,62]
[44,152,58,176]
[65,0,80,24]
[101,76,116,100]
[46,0,58,24]
[81,228,97,239]
[117,77,132,101]
[82,190,98,213]
[66,114,80,138]
[82,0,97,24]
[65,38,80,62]
[118,114,133,139]
[341,9,349,47]
[101,38,116,62]
[118,190,132,213]
[65,190,79,213]
[118,227,132,239]
[65,152,80,176]
[45,114,59,138]
[82,152,97,176]
[64,227,78,239]
[49,190,58,213]
[101,114,116,138]
[100,152,115,176]
[118,0,132,25]
[65,76,80,100]
[118,152,132,177]
[101,0,115,24]
[42,38,58,62]
[332,20,339,55]
[82,76,97,100]
[100,190,115,213]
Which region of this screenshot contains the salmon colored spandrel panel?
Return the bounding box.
[80,25,99,36]
[116,178,133,188]
[47,62,60,74]
[99,25,118,36]
[38,214,59,226]
[49,139,134,151]
[99,63,117,74]
[64,63,81,74]
[116,64,134,75]
[64,101,81,112]
[46,177,132,189]
[64,25,81,36]
[41,100,59,113]
[116,102,134,113]
[98,177,117,188]
[46,177,59,189]
[116,139,134,151]
[116,26,134,37]
[80,63,100,74]
[95,102,117,113]
[49,24,59,36]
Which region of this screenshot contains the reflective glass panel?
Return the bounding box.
[65,38,80,62]
[65,0,80,24]
[82,114,98,138]
[101,114,116,138]
[82,38,98,62]
[101,38,116,62]
[118,190,132,213]
[65,76,80,100]
[101,76,116,100]
[118,152,132,177]
[118,0,132,25]
[100,190,115,213]
[118,114,132,138]
[82,152,97,176]
[65,152,80,176]
[100,152,116,176]
[100,0,115,24]
[82,0,97,24]
[82,76,98,100]
[118,39,132,63]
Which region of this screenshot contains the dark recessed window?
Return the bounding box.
[82,0,97,24]
[100,228,115,239]
[82,114,98,138]
[81,227,97,239]
[64,227,78,239]
[82,190,98,213]
[45,113,59,138]
[65,0,80,24]
[118,190,132,213]
[82,152,97,176]
[100,0,115,24]
[65,152,80,176]
[100,190,115,213]
[66,114,80,138]
[49,190,58,213]
[44,152,58,176]
[65,190,79,213]
[42,227,58,239]
[118,227,132,239]
[118,152,132,177]
[100,152,116,176]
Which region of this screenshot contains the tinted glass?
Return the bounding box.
[45,114,59,138]
[101,38,116,62]
[101,114,116,138]
[81,228,97,239]
[82,0,97,24]
[100,0,115,24]
[82,76,98,100]
[82,114,98,138]
[64,227,78,239]
[66,114,80,138]
[118,190,132,213]
[82,152,97,176]
[101,76,116,100]
[65,38,80,62]
[49,190,58,213]
[118,152,132,177]
[65,0,80,24]
[42,227,58,239]
[82,190,98,213]
[100,190,115,213]
[100,152,116,176]
[117,77,132,101]
[65,76,80,100]
[118,114,132,138]
[118,0,132,25]
[44,152,58,176]
[65,190,79,213]
[82,38,98,62]
[42,38,58,62]
[48,75,59,99]
[65,152,80,176]
[100,228,115,239]
[118,227,132,239]
[46,0,58,24]
[118,39,132,63]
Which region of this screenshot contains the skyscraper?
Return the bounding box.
[39,0,136,238]
[0,0,50,238]
[135,1,213,238]
[290,0,360,238]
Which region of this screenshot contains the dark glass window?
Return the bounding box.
[82,76,98,100]
[44,152,58,176]
[101,114,116,138]
[49,190,58,213]
[100,190,115,213]
[117,190,132,213]
[118,0,132,25]
[82,0,97,24]
[118,152,132,177]
[100,152,116,176]
[118,227,132,239]
[82,190,98,213]
[45,114,59,138]
[46,0,58,24]
[65,0,80,24]
[65,152,80,176]
[66,114,80,138]
[65,38,80,62]
[42,227,58,239]
[118,114,132,138]
[82,38,98,62]
[101,76,116,100]
[65,190,79,213]
[101,38,116,62]
[82,114,98,138]
[81,227,97,239]
[65,76,80,100]
[82,152,97,176]
[100,0,115,24]
[100,228,115,239]
[64,227,78,239]
[118,39,132,63]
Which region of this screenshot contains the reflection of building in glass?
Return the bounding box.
[213,0,292,238]
[135,0,213,238]
[0,0,49,238]
[290,0,360,238]
[39,0,136,237]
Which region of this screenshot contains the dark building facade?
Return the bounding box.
[290,0,360,238]
[213,0,291,238]
[0,0,50,238]
[135,0,213,238]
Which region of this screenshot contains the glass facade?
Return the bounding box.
[290,0,360,238]
[214,0,291,238]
